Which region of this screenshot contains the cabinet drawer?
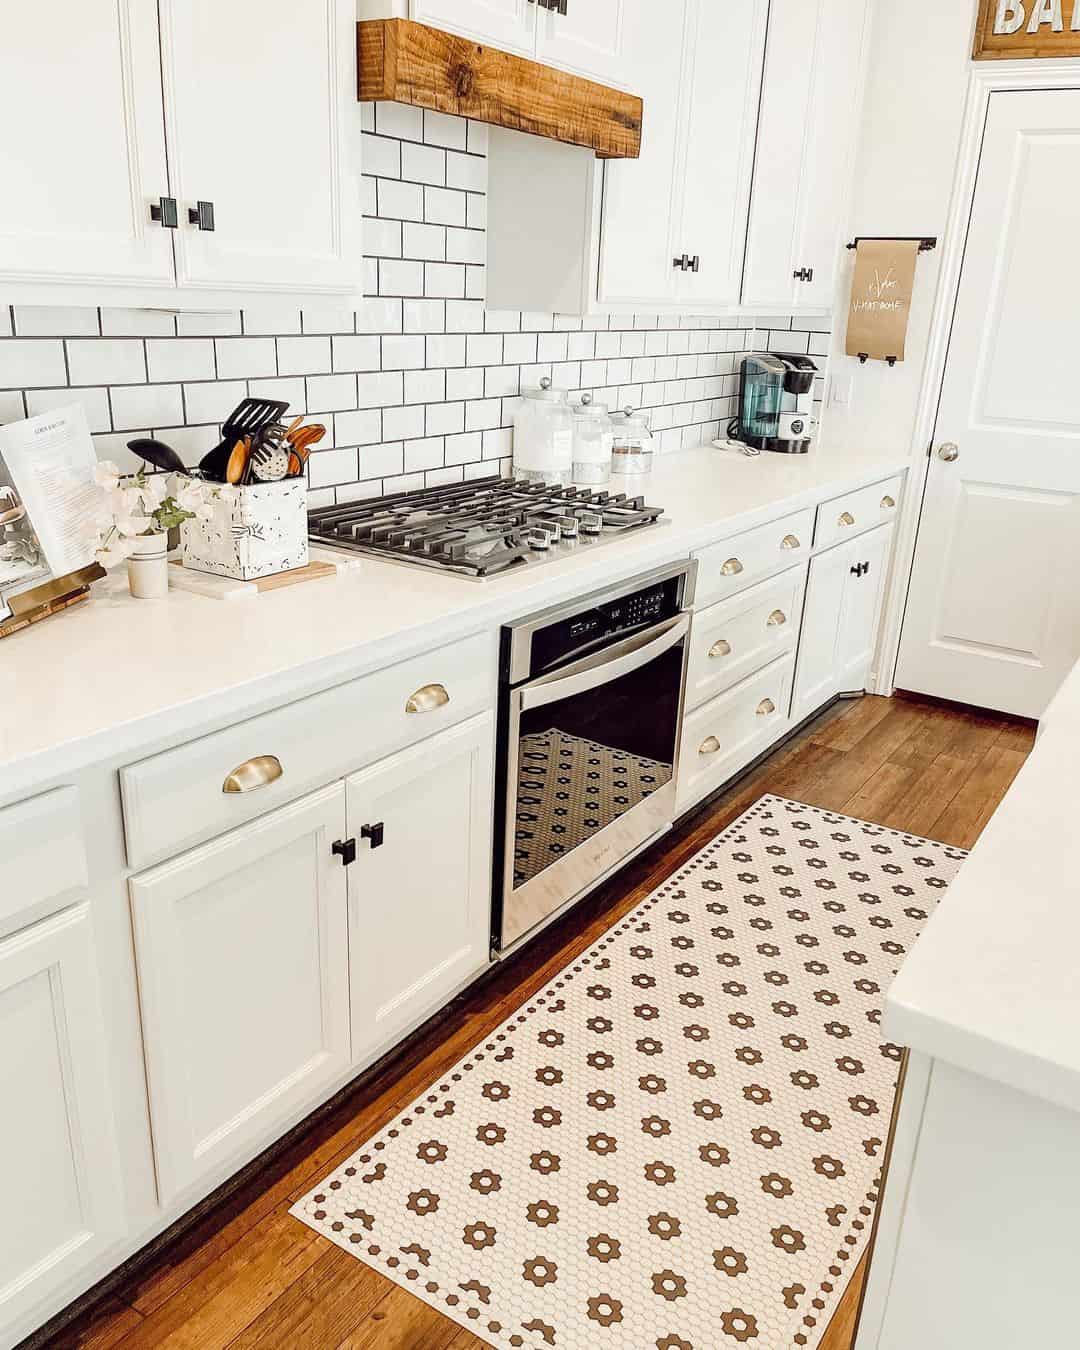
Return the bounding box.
[0,787,87,929]
[678,655,794,813]
[121,633,493,870]
[687,565,805,711]
[694,508,813,607]
[815,474,903,547]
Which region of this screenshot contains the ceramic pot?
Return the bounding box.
[127,532,169,600]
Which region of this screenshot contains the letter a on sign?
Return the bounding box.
[1027,0,1064,30]
[994,0,1026,31]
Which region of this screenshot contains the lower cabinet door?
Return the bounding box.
[347,713,494,1063]
[0,905,125,1336]
[129,784,350,1205]
[792,523,894,723]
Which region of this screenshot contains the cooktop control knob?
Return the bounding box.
[580,512,604,536]
[527,528,551,551]
[561,517,580,539]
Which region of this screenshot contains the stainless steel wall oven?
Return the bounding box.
[493,560,697,954]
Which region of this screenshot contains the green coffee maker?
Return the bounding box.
[731,353,818,454]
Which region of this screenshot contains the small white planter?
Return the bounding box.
[127,532,169,600]
[180,480,308,581]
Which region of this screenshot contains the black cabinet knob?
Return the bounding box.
[150,196,178,229]
[361,821,385,849]
[188,200,215,232]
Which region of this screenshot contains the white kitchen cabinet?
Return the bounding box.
[348,714,493,1063]
[673,0,769,309]
[534,0,625,88]
[488,0,768,314]
[0,905,125,1337]
[742,0,870,312]
[792,522,893,724]
[2,0,364,306]
[128,784,351,1205]
[410,0,537,55]
[0,1,173,291]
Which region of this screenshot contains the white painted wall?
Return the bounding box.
[822,0,978,456]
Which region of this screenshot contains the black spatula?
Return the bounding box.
[199,398,289,481]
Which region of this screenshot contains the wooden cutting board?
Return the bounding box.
[168,556,353,600]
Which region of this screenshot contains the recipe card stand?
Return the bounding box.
[0,562,106,641]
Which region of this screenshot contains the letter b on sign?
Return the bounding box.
[995,0,1026,31]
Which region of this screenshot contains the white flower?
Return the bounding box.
[94,540,133,569]
[139,474,168,510]
[93,460,121,487]
[116,512,153,538]
[177,480,207,512]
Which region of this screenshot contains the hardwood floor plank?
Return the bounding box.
[819,1255,867,1350]
[224,1245,388,1349]
[42,693,1033,1350]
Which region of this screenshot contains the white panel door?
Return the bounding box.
[348,714,493,1063]
[677,0,770,308]
[597,0,688,306]
[535,0,625,86]
[160,0,364,295]
[0,906,125,1335]
[0,0,174,288]
[129,784,350,1204]
[898,90,1080,717]
[413,0,537,56]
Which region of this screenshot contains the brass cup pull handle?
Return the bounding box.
[699,735,721,756]
[708,638,732,660]
[223,754,283,794]
[406,683,450,714]
[721,558,744,577]
[880,495,896,509]
[767,609,787,628]
[756,698,777,717]
[838,511,856,527]
[781,534,801,551]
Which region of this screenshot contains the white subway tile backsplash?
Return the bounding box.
[110,382,183,431]
[1,339,68,389]
[0,110,830,502]
[15,306,99,337]
[146,338,215,383]
[184,379,247,424]
[332,335,381,373]
[67,338,143,385]
[26,385,110,433]
[215,337,276,379]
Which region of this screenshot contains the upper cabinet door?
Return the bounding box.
[794,0,870,310]
[160,0,364,296]
[412,0,537,56]
[597,0,689,307]
[0,0,173,289]
[742,0,869,310]
[741,0,820,309]
[534,0,626,86]
[677,0,770,309]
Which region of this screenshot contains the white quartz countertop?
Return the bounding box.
[886,660,1080,1115]
[0,443,906,797]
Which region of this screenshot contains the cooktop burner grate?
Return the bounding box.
[308,476,665,577]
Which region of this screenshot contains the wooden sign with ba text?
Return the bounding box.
[975,0,1080,58]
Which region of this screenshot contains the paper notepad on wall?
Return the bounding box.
[845,238,920,363]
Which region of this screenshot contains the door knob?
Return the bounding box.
[938,443,960,462]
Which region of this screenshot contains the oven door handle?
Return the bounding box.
[519,613,690,714]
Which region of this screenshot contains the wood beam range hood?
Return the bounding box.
[357,19,642,159]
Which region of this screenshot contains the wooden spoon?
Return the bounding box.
[225,436,251,486]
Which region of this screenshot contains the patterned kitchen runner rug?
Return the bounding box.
[292,795,965,1349]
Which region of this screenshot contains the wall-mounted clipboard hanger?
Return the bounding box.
[846,238,937,365]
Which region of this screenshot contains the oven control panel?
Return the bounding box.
[522,575,685,680]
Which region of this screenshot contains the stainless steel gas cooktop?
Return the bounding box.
[308,477,665,578]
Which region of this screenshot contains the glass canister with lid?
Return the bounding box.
[610,406,656,480]
[571,393,614,487]
[512,376,574,485]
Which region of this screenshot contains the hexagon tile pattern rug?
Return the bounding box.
[292,795,965,1349]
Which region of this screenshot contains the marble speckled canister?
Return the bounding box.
[180,480,308,581]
